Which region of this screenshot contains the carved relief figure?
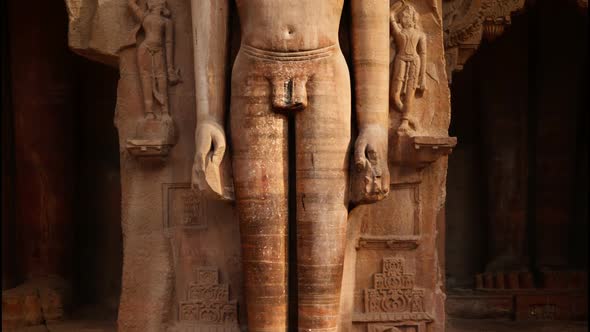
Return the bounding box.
[390,1,427,135]
[190,0,391,330]
[126,0,181,154]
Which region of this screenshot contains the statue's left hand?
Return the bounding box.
[352,124,390,204]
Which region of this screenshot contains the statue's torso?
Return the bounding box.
[142,13,165,47]
[394,28,422,58]
[235,0,344,52]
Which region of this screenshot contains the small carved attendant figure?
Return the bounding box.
[126,0,181,156]
[390,1,427,135]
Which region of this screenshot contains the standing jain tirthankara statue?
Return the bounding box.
[190,0,390,330]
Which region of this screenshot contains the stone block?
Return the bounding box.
[446,294,513,319]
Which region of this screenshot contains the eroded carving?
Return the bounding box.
[390,1,427,136]
[179,267,238,325]
[163,184,207,230]
[353,257,432,325]
[126,0,181,159]
[364,257,425,314]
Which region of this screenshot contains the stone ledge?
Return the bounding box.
[447,289,588,321]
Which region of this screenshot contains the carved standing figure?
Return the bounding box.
[390,1,427,135]
[191,0,390,330]
[128,0,180,121]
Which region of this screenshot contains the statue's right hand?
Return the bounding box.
[192,120,226,192]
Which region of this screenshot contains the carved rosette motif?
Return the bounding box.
[178,267,238,325]
[443,0,526,81]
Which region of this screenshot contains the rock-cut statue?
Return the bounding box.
[190,0,391,330]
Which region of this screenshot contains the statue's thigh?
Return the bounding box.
[294,62,351,259]
[294,62,351,330]
[230,69,290,329]
[295,60,351,198]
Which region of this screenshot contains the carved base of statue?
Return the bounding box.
[126,114,176,159]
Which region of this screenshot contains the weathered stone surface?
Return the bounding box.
[446,293,513,319]
[66,0,453,330]
[47,320,116,332]
[515,294,588,321]
[447,318,588,332]
[448,288,588,322]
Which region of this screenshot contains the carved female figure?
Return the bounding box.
[390,1,427,135]
[128,0,180,120]
[191,0,391,330]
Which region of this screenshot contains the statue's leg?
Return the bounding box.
[402,60,419,131]
[230,55,289,332]
[157,75,169,116]
[391,59,406,112]
[295,54,351,332]
[137,46,154,118]
[398,59,416,134]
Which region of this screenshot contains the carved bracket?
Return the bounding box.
[126,138,174,159]
[391,135,457,169]
[356,235,420,251]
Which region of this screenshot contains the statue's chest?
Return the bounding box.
[143,15,164,32]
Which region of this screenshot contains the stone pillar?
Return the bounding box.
[481,104,529,273]
[7,0,76,280]
[476,20,530,274]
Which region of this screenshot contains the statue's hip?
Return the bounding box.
[231,44,350,114]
